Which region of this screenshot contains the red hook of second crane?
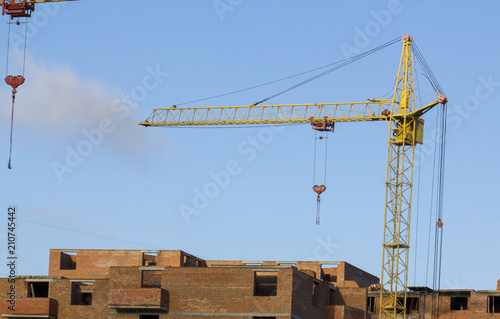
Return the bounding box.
[313,185,326,198]
[5,75,25,94]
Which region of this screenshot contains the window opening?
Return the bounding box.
[488,296,500,313]
[28,282,49,298]
[367,296,375,313]
[71,282,92,305]
[450,297,468,310]
[254,272,277,296]
[142,252,158,266]
[60,251,77,270]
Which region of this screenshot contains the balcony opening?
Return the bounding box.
[397,297,419,314]
[254,272,277,296]
[142,252,158,266]
[407,297,419,314]
[71,282,93,306]
[141,270,162,288]
[488,296,500,313]
[367,296,376,314]
[139,316,159,319]
[312,281,320,306]
[28,282,49,298]
[60,251,77,270]
[253,317,276,319]
[450,297,468,310]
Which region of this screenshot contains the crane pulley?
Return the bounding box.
[139,35,447,319]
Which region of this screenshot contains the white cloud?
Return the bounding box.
[0,56,164,157]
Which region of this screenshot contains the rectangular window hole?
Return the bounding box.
[71,282,93,305]
[450,297,468,311]
[142,252,158,266]
[367,296,376,313]
[278,263,295,267]
[488,296,500,313]
[60,252,77,270]
[139,316,159,319]
[28,282,49,298]
[406,297,419,314]
[254,272,277,296]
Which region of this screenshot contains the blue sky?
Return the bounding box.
[0,0,499,291]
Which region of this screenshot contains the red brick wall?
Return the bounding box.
[368,291,500,319]
[49,250,144,278]
[109,267,142,289]
[49,249,189,279]
[162,266,294,315]
[336,287,367,312]
[0,277,109,319]
[324,305,365,319]
[291,268,332,319]
[109,288,167,307]
[343,262,379,288]
[51,278,109,319]
[0,298,57,316]
[325,305,344,318]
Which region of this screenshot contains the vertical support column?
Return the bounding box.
[380,137,415,318]
[379,34,415,319]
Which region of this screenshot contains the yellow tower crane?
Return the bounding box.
[139,35,447,318]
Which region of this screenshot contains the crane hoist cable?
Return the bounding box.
[432,99,448,315]
[423,94,447,317]
[312,130,329,225]
[311,118,334,225]
[4,16,28,169]
[250,37,399,225]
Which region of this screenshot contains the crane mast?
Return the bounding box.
[139,35,447,319]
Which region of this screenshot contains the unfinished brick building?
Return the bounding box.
[0,249,498,319]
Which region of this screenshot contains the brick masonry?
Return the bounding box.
[0,249,498,319]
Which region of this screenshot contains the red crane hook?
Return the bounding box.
[5,75,24,94]
[312,184,326,198]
